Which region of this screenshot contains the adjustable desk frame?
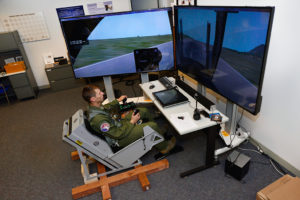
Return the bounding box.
[179,124,221,177]
[140,78,228,177]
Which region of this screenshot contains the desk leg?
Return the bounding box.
[180,124,221,178]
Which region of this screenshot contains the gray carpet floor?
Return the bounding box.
[0,79,287,200]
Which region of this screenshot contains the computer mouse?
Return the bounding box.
[149,85,155,89]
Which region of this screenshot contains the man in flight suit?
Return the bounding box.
[82,84,177,156]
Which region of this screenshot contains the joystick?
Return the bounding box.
[119,98,136,113]
[133,109,140,115]
[122,97,127,104]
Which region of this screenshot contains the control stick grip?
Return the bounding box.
[122,97,127,104]
[133,109,140,115]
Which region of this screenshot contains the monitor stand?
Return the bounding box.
[140,72,149,83]
[103,76,115,102]
[172,76,248,157]
[103,73,150,103]
[197,83,249,157]
[214,100,249,157]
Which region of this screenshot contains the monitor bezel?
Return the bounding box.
[174,5,275,115]
[59,7,174,78]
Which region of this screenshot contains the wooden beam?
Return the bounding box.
[71,151,80,160]
[97,163,111,200]
[72,159,169,199]
[135,164,150,191]
[71,151,94,162]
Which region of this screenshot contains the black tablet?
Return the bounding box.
[153,88,189,108]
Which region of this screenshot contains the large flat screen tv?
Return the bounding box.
[60,8,174,78]
[174,6,274,115]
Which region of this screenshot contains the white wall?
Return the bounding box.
[245,0,300,174]
[194,0,300,175]
[0,0,131,87]
[1,0,300,174]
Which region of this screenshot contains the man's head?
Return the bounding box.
[82,84,105,105]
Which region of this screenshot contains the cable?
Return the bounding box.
[238,147,262,155]
[236,109,251,137]
[251,160,270,165]
[229,151,242,165]
[269,159,285,176]
[235,147,269,165]
[238,146,287,176]
[227,132,237,148]
[270,158,288,175]
[237,109,244,126]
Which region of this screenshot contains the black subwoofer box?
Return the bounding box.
[225,150,251,180]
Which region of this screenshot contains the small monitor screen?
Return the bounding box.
[153,88,189,108]
[134,48,162,72]
[60,8,174,78]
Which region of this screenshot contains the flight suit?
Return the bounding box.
[88,100,169,151]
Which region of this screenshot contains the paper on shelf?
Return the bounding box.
[170,112,198,132]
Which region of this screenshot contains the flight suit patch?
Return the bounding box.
[100,122,110,132]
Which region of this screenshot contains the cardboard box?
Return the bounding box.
[4,61,26,74]
[256,174,300,200]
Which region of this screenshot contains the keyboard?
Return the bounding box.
[158,76,174,89]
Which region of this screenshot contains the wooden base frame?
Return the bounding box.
[70,151,169,199]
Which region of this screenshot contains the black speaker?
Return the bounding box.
[225,150,251,180]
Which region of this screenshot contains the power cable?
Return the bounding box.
[237,146,287,176]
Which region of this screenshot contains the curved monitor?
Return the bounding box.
[174,6,274,115]
[60,8,174,78]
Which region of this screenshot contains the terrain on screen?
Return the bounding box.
[73,34,172,69]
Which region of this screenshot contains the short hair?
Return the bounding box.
[82,84,100,103]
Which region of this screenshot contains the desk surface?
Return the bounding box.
[140,78,228,135]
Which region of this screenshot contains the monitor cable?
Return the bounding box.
[237,147,286,176]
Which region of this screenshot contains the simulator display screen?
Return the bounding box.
[174,6,274,114]
[60,8,174,78]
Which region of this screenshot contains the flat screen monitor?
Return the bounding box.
[60,8,174,78]
[174,6,274,115]
[153,88,189,108]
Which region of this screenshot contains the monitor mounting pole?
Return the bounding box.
[193,81,249,157]
[140,72,149,84]
[103,73,149,103]
[103,76,115,102]
[214,100,249,157]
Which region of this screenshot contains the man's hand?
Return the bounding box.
[130,112,140,124]
[117,95,127,102]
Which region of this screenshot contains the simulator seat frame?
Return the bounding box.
[62,109,165,183]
